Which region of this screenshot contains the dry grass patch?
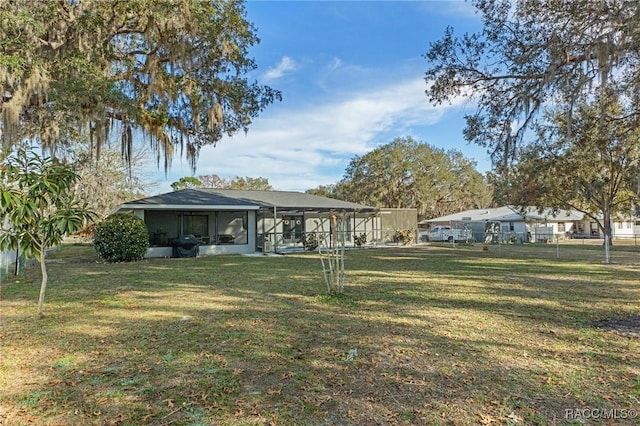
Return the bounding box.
[0,243,639,425]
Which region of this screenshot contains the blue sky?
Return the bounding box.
[146,1,490,194]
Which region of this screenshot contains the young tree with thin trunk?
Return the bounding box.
[0,149,95,317]
[314,213,346,295]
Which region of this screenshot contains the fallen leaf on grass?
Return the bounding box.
[478,412,500,424]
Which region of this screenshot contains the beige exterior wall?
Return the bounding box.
[379,208,418,243]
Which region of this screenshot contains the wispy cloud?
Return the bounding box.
[416,0,480,19]
[160,77,467,193]
[140,2,489,196]
[263,56,299,81]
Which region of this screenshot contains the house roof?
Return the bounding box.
[118,189,378,213]
[421,206,585,224]
[119,189,262,210]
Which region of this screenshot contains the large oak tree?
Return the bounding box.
[332,137,492,220]
[424,0,640,170]
[505,88,640,245]
[0,0,281,170]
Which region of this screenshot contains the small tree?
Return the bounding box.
[0,149,95,317]
[314,212,347,294]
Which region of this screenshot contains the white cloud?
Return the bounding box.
[326,57,343,73]
[263,56,299,81]
[143,77,467,194]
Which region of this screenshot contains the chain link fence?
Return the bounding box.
[424,231,640,265]
[258,228,640,265]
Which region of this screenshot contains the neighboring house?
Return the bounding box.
[0,249,17,279]
[589,214,640,239]
[117,189,380,257]
[421,206,590,243]
[1,213,18,278]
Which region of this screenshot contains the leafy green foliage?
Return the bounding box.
[0,149,95,316]
[0,150,93,258]
[305,184,339,199]
[424,1,640,169]
[0,1,281,170]
[94,213,149,262]
[197,174,274,190]
[170,174,274,191]
[224,176,273,191]
[336,136,491,219]
[170,176,202,191]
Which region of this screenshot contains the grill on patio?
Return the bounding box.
[171,235,200,258]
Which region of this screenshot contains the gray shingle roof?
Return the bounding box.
[120,189,378,212]
[198,189,377,211]
[121,189,261,208]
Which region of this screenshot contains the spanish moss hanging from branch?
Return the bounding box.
[0,0,281,170]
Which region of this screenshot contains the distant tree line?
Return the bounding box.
[171,175,273,191]
[307,136,494,220]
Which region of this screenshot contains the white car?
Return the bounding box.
[428,225,473,243]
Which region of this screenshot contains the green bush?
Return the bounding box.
[94,213,149,262]
[301,232,319,251]
[393,229,415,245]
[354,233,367,247]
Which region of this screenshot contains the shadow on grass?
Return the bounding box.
[1,245,639,425]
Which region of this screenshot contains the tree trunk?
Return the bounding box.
[37,253,48,318]
[602,210,612,264]
[603,210,613,246]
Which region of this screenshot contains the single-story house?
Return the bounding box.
[1,249,17,279]
[418,206,638,243]
[116,189,381,257]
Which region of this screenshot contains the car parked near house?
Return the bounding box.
[428,225,473,243]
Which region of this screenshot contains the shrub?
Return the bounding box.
[354,233,367,247]
[301,232,319,251]
[94,213,149,262]
[393,229,415,245]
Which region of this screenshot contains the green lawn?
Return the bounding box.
[1,244,639,425]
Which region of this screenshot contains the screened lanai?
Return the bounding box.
[116,188,381,257]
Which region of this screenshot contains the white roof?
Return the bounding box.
[422,206,584,224]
